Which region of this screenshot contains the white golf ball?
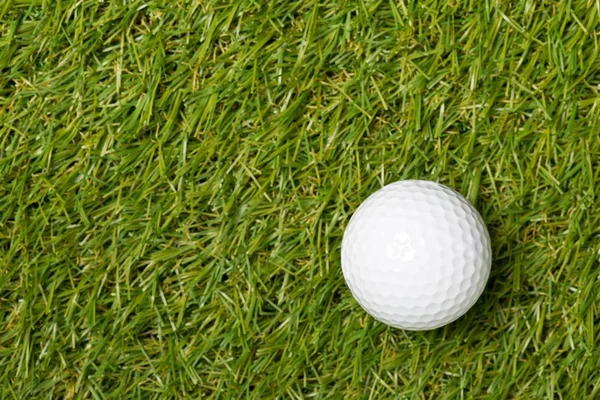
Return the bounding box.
[341,180,492,330]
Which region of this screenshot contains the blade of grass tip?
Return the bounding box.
[469,166,482,206]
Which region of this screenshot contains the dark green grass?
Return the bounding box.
[1,0,600,398]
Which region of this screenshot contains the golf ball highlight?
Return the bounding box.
[341,180,492,331]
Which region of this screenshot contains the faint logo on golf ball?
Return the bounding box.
[386,232,415,261]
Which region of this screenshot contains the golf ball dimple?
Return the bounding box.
[341,180,492,331]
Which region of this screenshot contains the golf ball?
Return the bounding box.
[341,180,491,330]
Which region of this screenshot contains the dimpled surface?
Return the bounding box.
[341,180,492,331]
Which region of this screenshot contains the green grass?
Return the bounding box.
[1,0,600,398]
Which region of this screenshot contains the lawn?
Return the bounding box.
[1,0,599,398]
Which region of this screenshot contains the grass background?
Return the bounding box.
[1,0,600,398]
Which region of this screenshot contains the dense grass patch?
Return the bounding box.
[1,0,599,398]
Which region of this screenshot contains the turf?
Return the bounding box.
[1,0,600,398]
